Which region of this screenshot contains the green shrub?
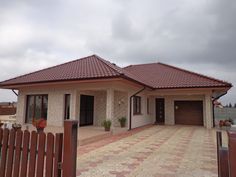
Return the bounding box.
[102,120,112,131]
[118,117,126,127]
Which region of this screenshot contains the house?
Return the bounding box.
[0,55,232,129]
[0,102,17,115]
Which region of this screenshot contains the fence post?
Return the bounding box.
[228,131,236,177]
[63,120,78,177]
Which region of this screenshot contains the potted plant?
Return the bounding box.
[102,120,112,131]
[32,118,47,132]
[12,123,22,131]
[219,119,232,127]
[118,117,126,128]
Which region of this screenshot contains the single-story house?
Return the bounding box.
[0,55,232,129]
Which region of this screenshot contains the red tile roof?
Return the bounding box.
[0,55,148,88]
[0,55,232,89]
[124,62,232,89]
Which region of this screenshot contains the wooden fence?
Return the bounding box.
[217,130,236,177]
[0,107,16,115]
[0,120,78,177]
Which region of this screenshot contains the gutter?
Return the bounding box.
[212,91,228,127]
[129,87,146,130]
[12,89,18,96]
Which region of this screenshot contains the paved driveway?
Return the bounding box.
[77,126,217,177]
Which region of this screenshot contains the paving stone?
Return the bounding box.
[77,125,218,177]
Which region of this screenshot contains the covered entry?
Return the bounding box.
[80,95,94,126]
[174,101,203,125]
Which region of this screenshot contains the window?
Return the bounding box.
[133,96,141,115]
[26,95,48,123]
[64,94,71,120]
[147,98,150,114]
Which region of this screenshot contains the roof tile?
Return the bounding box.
[0,55,232,89]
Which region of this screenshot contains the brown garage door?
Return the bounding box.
[175,101,203,125]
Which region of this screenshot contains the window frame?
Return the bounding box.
[64,94,71,120]
[133,96,141,115]
[25,94,48,123]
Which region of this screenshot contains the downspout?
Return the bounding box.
[212,91,227,127]
[129,87,146,130]
[12,89,18,96]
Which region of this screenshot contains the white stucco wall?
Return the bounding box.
[148,89,214,129]
[114,91,128,127]
[15,80,216,129]
[16,80,138,128]
[131,91,155,129]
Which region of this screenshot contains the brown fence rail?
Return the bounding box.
[0,120,78,177]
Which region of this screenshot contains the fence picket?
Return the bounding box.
[0,128,3,152]
[46,133,54,177]
[36,132,46,177]
[20,130,30,177]
[0,129,9,177]
[0,120,78,177]
[28,131,38,177]
[6,129,16,177]
[54,133,63,177]
[13,130,23,177]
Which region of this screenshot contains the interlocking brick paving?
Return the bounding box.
[77,126,218,177]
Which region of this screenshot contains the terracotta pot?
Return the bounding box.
[37,128,44,133]
[12,127,21,131]
[120,122,126,128]
[105,127,110,131]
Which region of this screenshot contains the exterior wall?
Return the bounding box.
[16,80,138,128]
[16,87,74,127]
[148,89,214,129]
[15,80,216,129]
[114,91,128,127]
[77,90,106,126]
[131,91,155,129]
[161,95,205,126]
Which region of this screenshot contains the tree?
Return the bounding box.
[229,103,232,108]
[234,103,236,108]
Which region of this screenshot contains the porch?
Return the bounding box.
[21,124,127,146]
[70,88,129,129]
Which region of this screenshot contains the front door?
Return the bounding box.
[80,95,94,126]
[156,98,165,124]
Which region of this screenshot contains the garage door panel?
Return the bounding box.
[175,101,203,125]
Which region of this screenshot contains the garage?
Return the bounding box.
[174,101,203,125]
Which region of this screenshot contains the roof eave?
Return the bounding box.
[153,85,232,90]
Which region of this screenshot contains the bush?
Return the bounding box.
[118,117,126,127]
[102,120,112,131]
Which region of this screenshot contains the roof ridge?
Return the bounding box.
[124,62,158,69]
[158,62,232,87]
[94,55,124,75]
[0,55,97,84]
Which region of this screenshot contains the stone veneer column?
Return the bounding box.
[70,90,79,120]
[106,88,114,127]
[205,94,213,129]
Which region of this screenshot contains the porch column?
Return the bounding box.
[205,94,213,129]
[71,90,79,120]
[106,88,114,125]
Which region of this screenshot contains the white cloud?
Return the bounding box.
[0,0,235,105]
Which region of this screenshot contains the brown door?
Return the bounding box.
[156,98,165,123]
[175,101,203,125]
